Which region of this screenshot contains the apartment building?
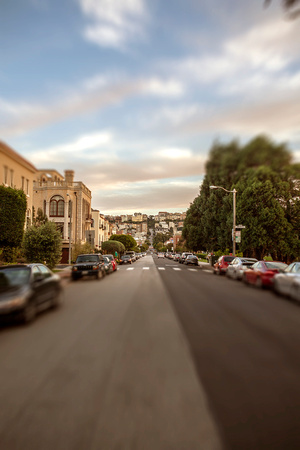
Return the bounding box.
[91,210,111,250]
[33,169,92,263]
[0,141,37,228]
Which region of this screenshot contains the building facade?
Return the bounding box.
[0,141,37,228]
[33,170,92,263]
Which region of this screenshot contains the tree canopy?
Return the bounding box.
[102,240,125,255]
[109,234,136,251]
[183,135,299,261]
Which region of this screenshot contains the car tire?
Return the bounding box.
[71,275,79,281]
[20,300,36,324]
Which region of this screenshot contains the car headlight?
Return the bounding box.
[72,267,78,271]
[93,265,98,270]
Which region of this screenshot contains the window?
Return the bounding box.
[43,200,46,215]
[4,166,8,184]
[26,179,29,195]
[50,195,65,217]
[22,176,25,191]
[10,169,14,187]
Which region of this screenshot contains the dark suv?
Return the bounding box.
[71,254,106,281]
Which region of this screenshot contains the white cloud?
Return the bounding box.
[79,0,147,49]
[156,147,192,159]
[29,131,114,165]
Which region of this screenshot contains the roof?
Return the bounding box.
[0,141,37,173]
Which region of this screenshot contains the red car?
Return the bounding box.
[243,260,287,288]
[214,255,235,275]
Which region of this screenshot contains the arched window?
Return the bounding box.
[50,195,64,217]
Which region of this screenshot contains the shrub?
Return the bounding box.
[23,221,62,269]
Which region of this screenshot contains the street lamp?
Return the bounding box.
[210,185,237,257]
[67,194,72,265]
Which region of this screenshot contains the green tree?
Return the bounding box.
[0,186,27,262]
[102,240,125,256]
[72,242,93,262]
[109,234,136,250]
[33,207,48,226]
[23,221,62,269]
[183,135,298,259]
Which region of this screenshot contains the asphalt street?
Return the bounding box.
[0,254,299,450]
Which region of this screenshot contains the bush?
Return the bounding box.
[23,222,62,269]
[72,242,93,262]
[0,186,27,262]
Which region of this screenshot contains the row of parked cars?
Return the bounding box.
[213,255,300,302]
[158,252,199,266]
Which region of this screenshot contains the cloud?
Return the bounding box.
[0,75,184,138]
[79,0,147,50]
[91,178,201,214]
[28,131,114,165]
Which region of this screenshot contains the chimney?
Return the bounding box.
[64,170,74,185]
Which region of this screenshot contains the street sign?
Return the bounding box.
[236,225,246,229]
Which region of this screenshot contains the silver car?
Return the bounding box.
[273,262,300,301]
[226,257,258,280]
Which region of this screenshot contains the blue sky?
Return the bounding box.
[1,0,300,215]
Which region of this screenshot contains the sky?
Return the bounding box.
[1,0,300,215]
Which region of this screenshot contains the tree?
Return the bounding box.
[23,221,62,269]
[183,135,299,260]
[0,186,27,262]
[72,242,93,262]
[109,234,136,250]
[102,240,125,256]
[33,207,48,227]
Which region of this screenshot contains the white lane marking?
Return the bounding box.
[143,267,150,270]
[158,267,165,270]
[188,269,198,272]
[126,268,134,271]
[203,269,213,274]
[173,268,181,271]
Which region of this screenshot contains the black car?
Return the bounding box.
[119,255,132,264]
[71,254,106,281]
[0,264,62,324]
[184,255,199,266]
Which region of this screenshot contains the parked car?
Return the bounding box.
[243,261,288,288]
[0,264,62,324]
[71,254,106,281]
[104,254,117,271]
[103,256,113,274]
[184,255,199,266]
[226,257,258,280]
[273,262,300,299]
[125,251,136,262]
[119,255,132,264]
[179,252,193,264]
[213,255,235,275]
[173,253,181,261]
[157,252,164,258]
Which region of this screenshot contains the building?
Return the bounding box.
[33,170,92,263]
[0,141,37,228]
[91,210,110,250]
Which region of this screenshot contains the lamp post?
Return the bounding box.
[67,194,72,265]
[210,185,237,257]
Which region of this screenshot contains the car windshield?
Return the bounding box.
[105,255,113,261]
[265,262,287,270]
[76,255,99,263]
[122,255,130,259]
[0,268,31,292]
[224,256,235,262]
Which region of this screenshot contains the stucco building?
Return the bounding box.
[0,141,37,228]
[33,170,92,263]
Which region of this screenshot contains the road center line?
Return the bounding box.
[173,268,181,271]
[158,267,165,270]
[126,268,134,271]
[143,267,150,270]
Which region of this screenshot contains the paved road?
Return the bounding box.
[0,255,299,449]
[153,256,300,450]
